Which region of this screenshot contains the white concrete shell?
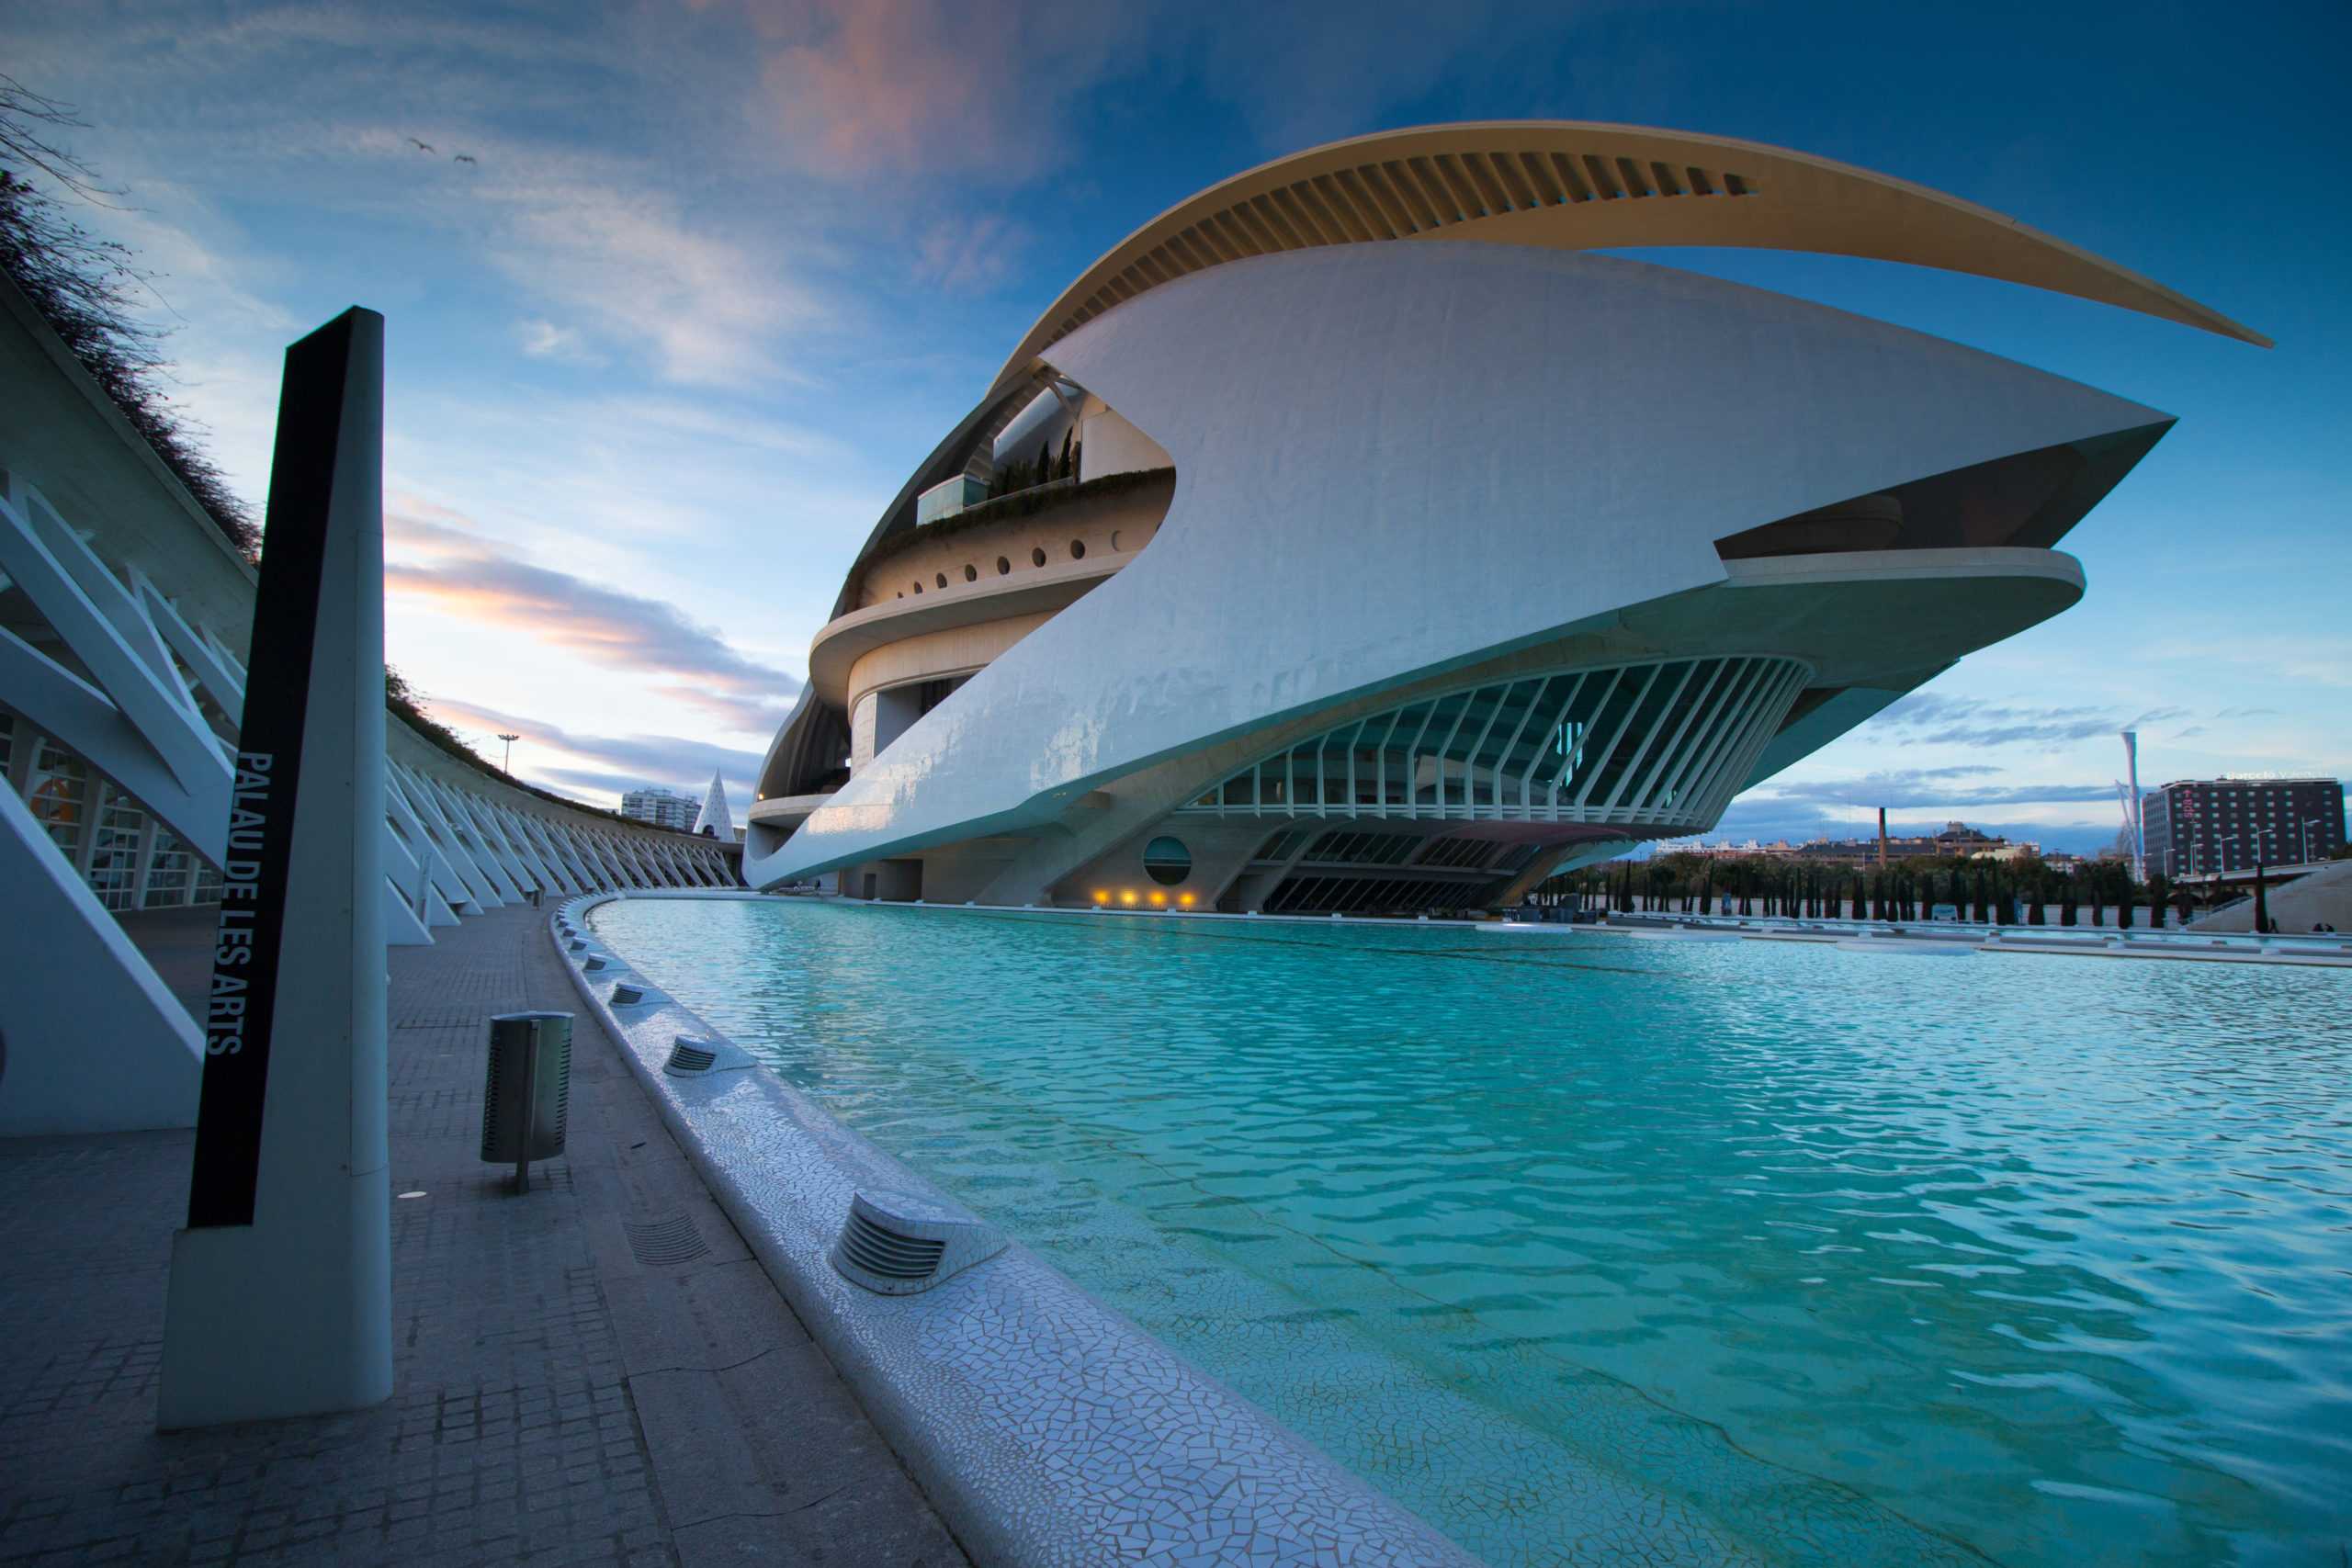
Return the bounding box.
[749,241,2167,904]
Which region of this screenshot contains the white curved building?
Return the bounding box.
[746,122,2259,913]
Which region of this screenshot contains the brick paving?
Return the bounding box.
[0,904,967,1568]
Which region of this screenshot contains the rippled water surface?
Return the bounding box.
[592,899,2350,1567]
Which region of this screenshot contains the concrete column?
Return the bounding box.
[0,781,202,1134]
[158,309,392,1429]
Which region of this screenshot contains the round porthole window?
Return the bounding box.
[1142,836,1191,886]
[935,572,948,589]
[964,563,978,582]
[911,581,922,593]
[996,556,1011,575]
[1031,546,1047,568]
[1069,538,1086,559]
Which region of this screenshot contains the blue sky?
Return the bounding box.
[6,0,2345,849]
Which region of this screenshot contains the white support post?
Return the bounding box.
[493,807,562,898]
[159,309,393,1429]
[507,811,582,893]
[0,782,202,1134]
[384,769,479,914]
[0,623,231,858]
[0,484,232,797]
[398,773,501,908]
[132,570,247,723]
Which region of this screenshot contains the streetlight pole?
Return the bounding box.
[496,732,519,775]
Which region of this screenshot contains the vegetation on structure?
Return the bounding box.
[1535,851,2233,928]
[857,465,1175,591]
[2,80,645,829]
[0,76,259,558]
[385,667,635,824]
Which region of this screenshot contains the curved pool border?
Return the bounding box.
[555,889,1485,1568]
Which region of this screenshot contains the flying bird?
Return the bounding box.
[405,138,435,153]
[453,153,477,164]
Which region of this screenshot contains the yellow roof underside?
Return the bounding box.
[992,120,2266,396]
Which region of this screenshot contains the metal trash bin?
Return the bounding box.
[481,1011,572,1191]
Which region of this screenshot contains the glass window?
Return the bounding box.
[145,825,194,908]
[1142,836,1191,886]
[87,783,146,911]
[28,739,86,858]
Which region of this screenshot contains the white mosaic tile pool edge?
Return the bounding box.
[557,890,1487,1568]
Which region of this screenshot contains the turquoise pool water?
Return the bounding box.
[590,899,2350,1568]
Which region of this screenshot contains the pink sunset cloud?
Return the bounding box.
[385,497,798,736]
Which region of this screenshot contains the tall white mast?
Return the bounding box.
[2120,731,2144,881]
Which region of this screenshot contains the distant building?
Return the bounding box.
[620,787,697,832]
[1654,823,2020,863]
[2143,776,2345,876]
[1781,822,2012,863]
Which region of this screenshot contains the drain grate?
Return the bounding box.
[838,1206,945,1281]
[665,1041,717,1074]
[624,1213,710,1267]
[828,1190,1006,1295]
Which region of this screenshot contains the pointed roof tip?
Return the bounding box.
[694,769,736,839]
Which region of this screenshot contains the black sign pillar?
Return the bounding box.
[158,309,392,1429]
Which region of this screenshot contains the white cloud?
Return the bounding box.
[386,494,802,736]
[516,317,599,363]
[477,154,821,386]
[913,212,1028,294]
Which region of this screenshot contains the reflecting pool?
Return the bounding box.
[591,899,2350,1568]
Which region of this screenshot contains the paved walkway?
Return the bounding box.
[1,904,967,1568]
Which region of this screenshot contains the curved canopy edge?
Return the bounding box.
[989,119,2267,399]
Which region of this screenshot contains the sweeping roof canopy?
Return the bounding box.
[988,119,2266,397]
